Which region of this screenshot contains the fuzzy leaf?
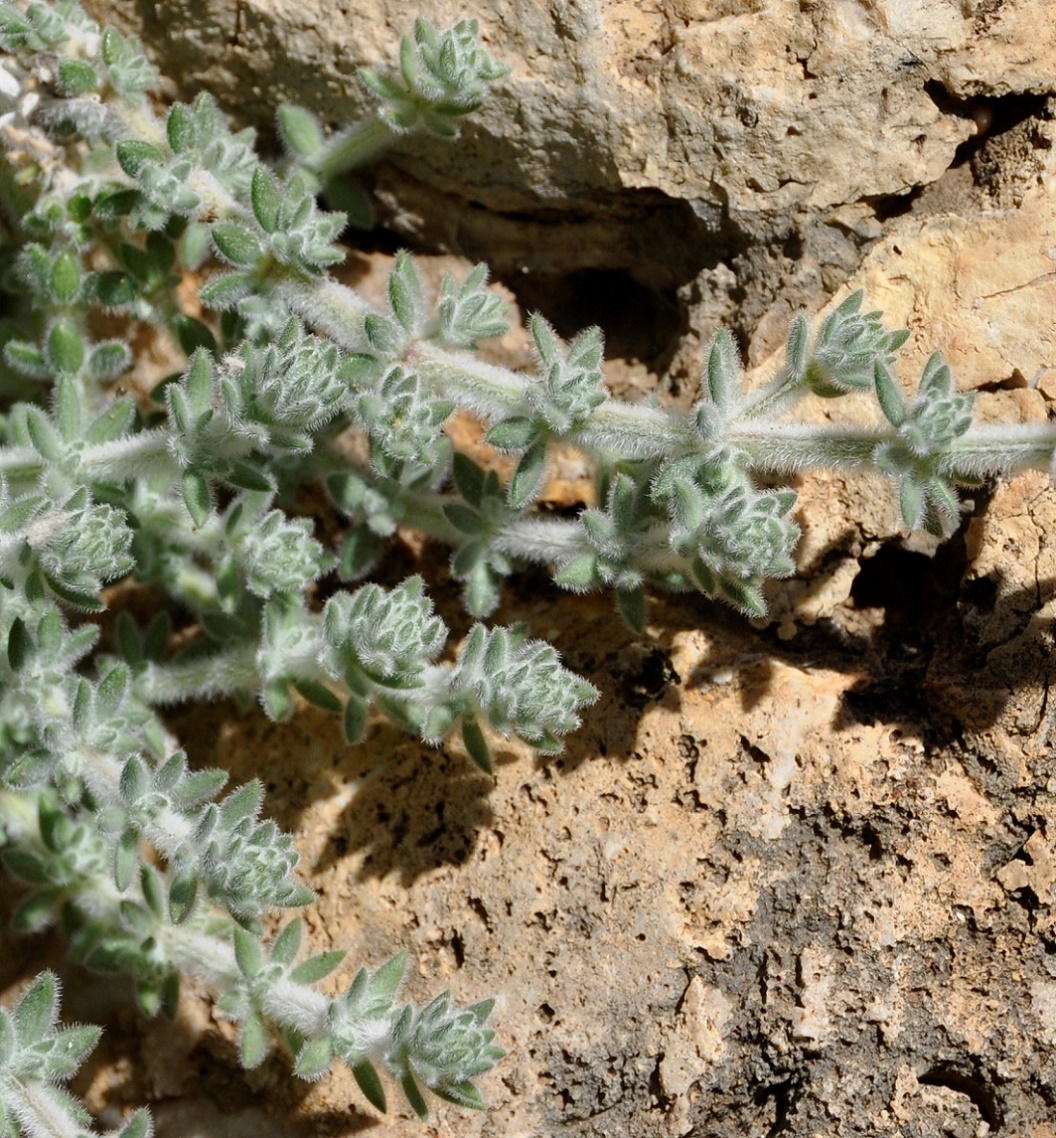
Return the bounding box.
[47,319,85,374]
[506,436,547,508]
[461,716,492,774]
[168,871,198,924]
[12,888,60,933]
[351,1061,387,1113]
[615,587,647,633]
[181,471,211,528]
[140,864,166,922]
[116,140,164,178]
[485,416,535,452]
[200,272,257,309]
[342,695,368,744]
[14,972,58,1044]
[166,103,194,153]
[270,919,302,966]
[433,1080,486,1111]
[251,167,282,233]
[240,1014,268,1069]
[873,361,905,427]
[295,1035,334,1080]
[234,926,265,978]
[289,950,346,986]
[50,251,81,303]
[212,222,263,267]
[706,329,740,410]
[278,104,325,158]
[387,251,423,335]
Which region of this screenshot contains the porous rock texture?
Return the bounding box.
[5,0,1056,1135]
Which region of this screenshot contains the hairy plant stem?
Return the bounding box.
[310,117,394,181]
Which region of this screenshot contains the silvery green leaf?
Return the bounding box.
[615,587,647,633]
[140,864,166,921]
[388,251,424,336]
[46,320,85,374]
[506,436,547,507]
[710,327,741,411]
[461,716,492,773]
[278,104,325,157]
[116,140,164,178]
[485,417,535,452]
[294,1035,334,1080]
[119,754,148,803]
[115,1109,152,1138]
[49,251,80,303]
[530,314,559,369]
[239,1014,268,1069]
[114,834,138,893]
[55,375,81,440]
[433,1080,486,1111]
[270,918,302,966]
[873,361,905,427]
[365,313,403,356]
[289,949,346,986]
[41,1023,103,1079]
[351,1061,387,1113]
[927,478,961,528]
[234,926,265,980]
[251,166,282,233]
[14,972,59,1044]
[88,342,133,382]
[4,341,50,379]
[212,222,263,267]
[181,471,212,529]
[168,871,198,924]
[554,552,598,592]
[918,351,952,400]
[899,478,923,530]
[200,271,258,309]
[785,313,809,384]
[167,103,195,154]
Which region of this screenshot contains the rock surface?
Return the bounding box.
[5,1,1056,1136]
[85,0,1056,337]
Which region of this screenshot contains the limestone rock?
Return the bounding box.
[82,1,1053,286]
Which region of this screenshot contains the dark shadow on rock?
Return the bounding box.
[312,722,494,888]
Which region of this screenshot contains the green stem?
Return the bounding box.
[311,118,396,181]
[141,645,260,703]
[737,366,805,422]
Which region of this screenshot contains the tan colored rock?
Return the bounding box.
[82,1,1052,284]
[82,0,1050,217]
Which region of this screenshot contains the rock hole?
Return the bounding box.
[922,80,1051,168]
[499,267,685,372]
[537,1002,556,1023]
[961,573,999,611]
[862,186,926,224]
[919,1062,1002,1130]
[739,735,771,765]
[850,532,968,647]
[753,1074,797,1136]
